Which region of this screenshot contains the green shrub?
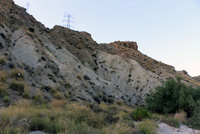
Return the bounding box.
[22,92,30,99]
[33,94,45,104]
[3,96,9,102]
[131,108,152,121]
[9,81,25,94]
[30,117,65,133]
[101,60,106,64]
[186,106,200,129]
[146,78,200,117]
[65,82,71,88]
[49,88,56,94]
[136,119,157,134]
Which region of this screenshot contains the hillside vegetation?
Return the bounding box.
[0,0,200,134]
[1,78,200,134]
[146,77,200,129]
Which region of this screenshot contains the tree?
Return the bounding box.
[145,78,200,117]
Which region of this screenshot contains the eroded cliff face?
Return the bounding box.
[0,0,199,106]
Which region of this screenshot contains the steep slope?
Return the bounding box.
[0,0,199,106]
[194,76,200,82]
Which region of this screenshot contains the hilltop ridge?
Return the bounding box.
[0,0,199,106]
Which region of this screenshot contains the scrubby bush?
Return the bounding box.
[11,69,25,80]
[3,96,10,103]
[65,82,71,88]
[33,94,45,104]
[146,78,200,129]
[22,86,30,99]
[0,82,8,96]
[0,100,135,134]
[161,117,180,128]
[131,108,152,121]
[146,78,200,117]
[9,81,25,94]
[136,119,157,134]
[0,70,8,82]
[103,122,133,134]
[76,75,82,80]
[53,91,64,100]
[186,105,200,129]
[64,90,69,98]
[0,55,6,64]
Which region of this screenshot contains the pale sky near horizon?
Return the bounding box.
[13,0,200,76]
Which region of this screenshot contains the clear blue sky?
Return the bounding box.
[13,0,200,76]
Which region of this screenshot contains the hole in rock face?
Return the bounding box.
[84,75,91,81]
[28,27,34,32]
[0,33,6,39]
[0,42,4,49]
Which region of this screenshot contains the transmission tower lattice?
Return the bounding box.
[63,13,75,29]
[26,2,29,13]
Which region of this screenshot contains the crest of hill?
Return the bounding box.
[0,0,199,107]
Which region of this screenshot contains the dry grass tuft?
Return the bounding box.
[50,100,68,107]
[10,68,25,80]
[103,122,133,134]
[53,91,64,100]
[9,81,26,94]
[0,82,8,96]
[174,111,187,122]
[136,119,157,134]
[0,55,6,64]
[0,99,136,134]
[0,70,8,82]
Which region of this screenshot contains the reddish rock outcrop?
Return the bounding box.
[110,41,138,50]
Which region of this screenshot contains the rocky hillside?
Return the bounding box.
[193,76,200,82]
[0,0,199,106]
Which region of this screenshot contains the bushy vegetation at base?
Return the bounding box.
[136,119,157,134]
[145,77,200,129]
[131,108,152,121]
[0,100,134,134]
[185,105,200,129]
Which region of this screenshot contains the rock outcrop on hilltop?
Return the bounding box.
[110,41,138,50]
[0,0,199,106]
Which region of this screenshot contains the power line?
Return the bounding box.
[63,13,75,29]
[26,2,30,13]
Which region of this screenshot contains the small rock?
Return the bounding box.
[28,131,47,134]
[175,128,179,132]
